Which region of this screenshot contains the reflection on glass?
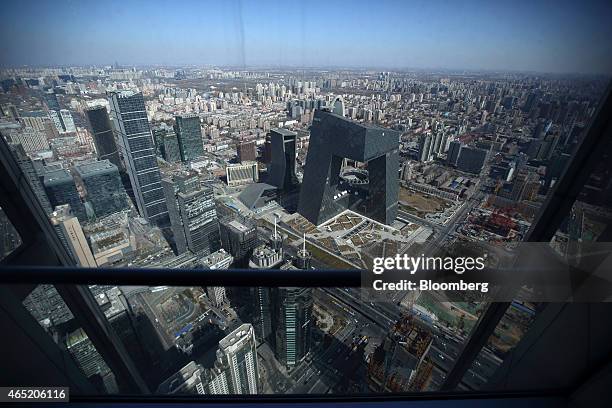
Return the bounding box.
[0,0,610,397]
[0,206,21,261]
[22,285,118,393]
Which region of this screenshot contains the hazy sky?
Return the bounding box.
[1,0,611,74]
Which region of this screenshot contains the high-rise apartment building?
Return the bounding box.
[85,106,122,169]
[161,173,219,255]
[214,323,259,394]
[74,160,129,218]
[43,168,85,221]
[418,133,433,162]
[14,111,53,152]
[109,91,168,227]
[174,114,204,162]
[447,140,462,165]
[201,249,233,307]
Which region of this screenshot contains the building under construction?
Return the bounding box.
[367,315,434,392]
[470,208,518,238]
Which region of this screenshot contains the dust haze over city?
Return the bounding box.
[0,0,611,397]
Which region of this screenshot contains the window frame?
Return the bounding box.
[0,82,610,401]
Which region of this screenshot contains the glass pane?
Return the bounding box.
[84,284,461,395]
[462,110,612,389]
[0,0,611,398]
[0,206,21,261]
[22,285,118,394]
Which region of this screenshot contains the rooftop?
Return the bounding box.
[75,159,117,176]
[43,168,72,185]
[270,127,296,136]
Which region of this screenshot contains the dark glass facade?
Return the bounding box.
[162,173,220,256]
[43,168,85,221]
[109,91,169,227]
[273,287,313,368]
[174,115,204,162]
[268,128,298,191]
[74,160,129,218]
[85,106,122,170]
[219,217,258,267]
[298,110,399,225]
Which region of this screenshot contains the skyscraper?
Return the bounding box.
[274,287,313,368]
[109,91,169,227]
[0,207,21,260]
[65,328,118,393]
[298,110,399,225]
[153,125,181,163]
[253,286,274,344]
[8,143,52,214]
[215,323,259,394]
[268,128,298,191]
[447,140,462,165]
[201,249,233,308]
[418,133,433,162]
[85,106,122,169]
[219,217,258,267]
[74,160,129,218]
[161,173,220,256]
[49,204,96,267]
[43,168,85,221]
[174,114,204,162]
[332,96,345,116]
[162,131,181,162]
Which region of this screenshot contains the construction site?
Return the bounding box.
[366,315,435,392]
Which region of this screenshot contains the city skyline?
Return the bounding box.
[1,0,612,74]
[1,21,611,394]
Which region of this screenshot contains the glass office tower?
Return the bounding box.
[85,106,122,170]
[43,168,85,221]
[174,114,204,162]
[74,160,129,218]
[109,91,169,227]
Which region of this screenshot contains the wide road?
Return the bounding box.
[324,287,501,391]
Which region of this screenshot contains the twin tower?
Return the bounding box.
[297,109,399,226]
